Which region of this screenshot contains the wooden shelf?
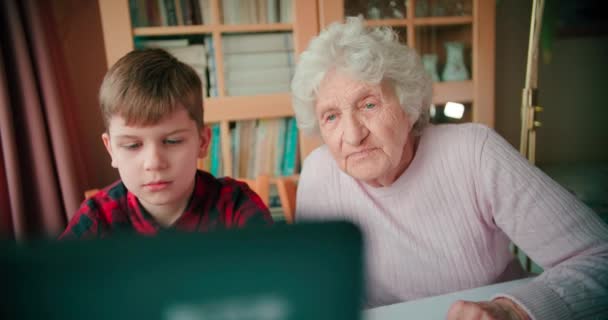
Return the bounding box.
[217,23,293,33]
[133,23,293,36]
[203,81,473,123]
[204,93,293,123]
[363,16,473,28]
[365,19,409,27]
[413,16,473,26]
[432,81,473,105]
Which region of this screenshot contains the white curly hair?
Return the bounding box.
[291,16,433,136]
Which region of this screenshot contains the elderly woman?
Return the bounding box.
[291,17,608,320]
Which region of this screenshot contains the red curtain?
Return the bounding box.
[0,0,86,240]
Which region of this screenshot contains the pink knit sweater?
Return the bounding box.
[296,124,608,319]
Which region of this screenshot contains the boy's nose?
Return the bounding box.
[143,146,168,171]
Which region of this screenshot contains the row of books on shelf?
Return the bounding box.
[130,0,211,27]
[129,0,293,27]
[220,32,294,96]
[199,117,299,180]
[137,32,294,97]
[223,0,292,24]
[200,118,298,221]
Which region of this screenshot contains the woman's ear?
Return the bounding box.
[101,133,118,168]
[197,126,211,159]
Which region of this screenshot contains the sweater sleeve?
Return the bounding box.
[474,125,608,320]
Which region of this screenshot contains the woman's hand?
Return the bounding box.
[446,298,530,320]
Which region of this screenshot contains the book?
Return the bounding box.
[261,119,278,176]
[224,66,292,86]
[222,33,293,53]
[174,0,184,25]
[226,83,290,96]
[253,120,268,177]
[274,118,287,177]
[137,38,189,48]
[158,0,168,25]
[231,123,240,177]
[129,0,140,27]
[198,0,211,24]
[181,0,193,25]
[164,0,178,25]
[237,120,257,178]
[257,0,268,23]
[238,0,256,24]
[146,0,161,26]
[267,0,279,23]
[205,36,218,98]
[224,51,294,69]
[210,124,222,176]
[279,0,292,23]
[222,0,239,24]
[282,117,298,176]
[191,0,202,24]
[165,44,207,67]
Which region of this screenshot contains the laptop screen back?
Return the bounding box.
[0,221,363,320]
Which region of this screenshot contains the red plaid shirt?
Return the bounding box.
[60,170,273,239]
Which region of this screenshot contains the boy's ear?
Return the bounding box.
[101,133,118,168]
[198,126,211,159]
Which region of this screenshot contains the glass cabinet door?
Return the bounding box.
[344,0,407,20]
[414,0,472,17]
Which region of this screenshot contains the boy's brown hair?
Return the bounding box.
[99,48,204,129]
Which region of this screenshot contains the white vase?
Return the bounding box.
[442,41,469,81]
[422,54,441,82]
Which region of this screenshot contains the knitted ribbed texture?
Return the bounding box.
[297,123,608,319]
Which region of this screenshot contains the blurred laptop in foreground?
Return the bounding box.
[1,222,363,320]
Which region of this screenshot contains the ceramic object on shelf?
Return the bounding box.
[442,41,469,81]
[367,0,382,19]
[422,54,441,82]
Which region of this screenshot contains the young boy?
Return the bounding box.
[60,49,273,239]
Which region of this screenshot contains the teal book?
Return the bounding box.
[210,124,222,176]
[282,117,298,176]
[129,0,140,27]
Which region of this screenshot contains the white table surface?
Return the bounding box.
[364,277,534,320]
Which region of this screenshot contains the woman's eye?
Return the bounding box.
[326,114,337,122]
[364,102,376,109]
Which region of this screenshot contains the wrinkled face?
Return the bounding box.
[102,108,210,213]
[315,70,415,187]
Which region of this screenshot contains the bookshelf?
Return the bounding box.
[97,0,495,179]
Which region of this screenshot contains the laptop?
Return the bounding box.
[0,221,363,320]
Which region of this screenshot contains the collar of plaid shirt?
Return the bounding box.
[60,170,272,239]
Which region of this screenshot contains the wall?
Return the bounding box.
[536,36,608,163]
[495,0,608,164]
[50,0,119,191]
